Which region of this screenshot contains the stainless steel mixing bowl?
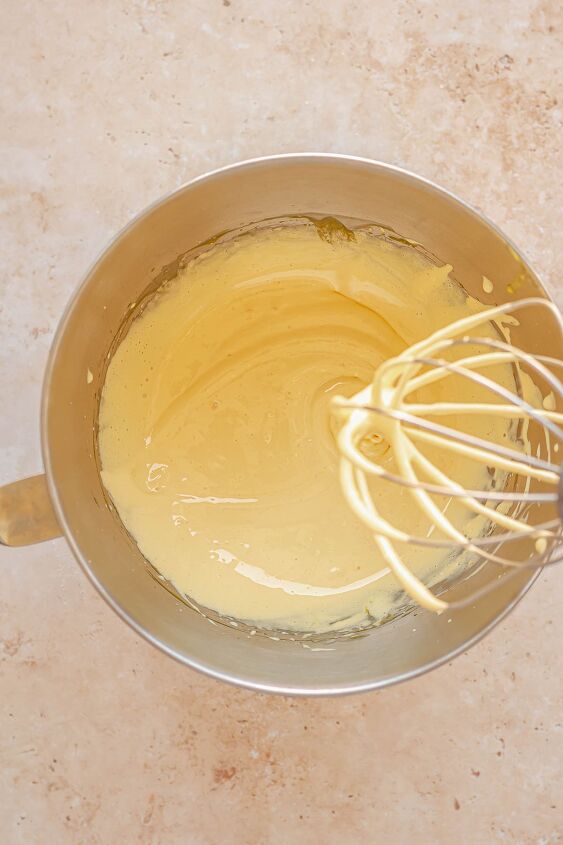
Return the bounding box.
[1,154,556,695]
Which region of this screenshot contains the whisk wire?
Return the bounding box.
[334,297,563,613]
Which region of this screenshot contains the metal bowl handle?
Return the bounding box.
[0,475,62,546]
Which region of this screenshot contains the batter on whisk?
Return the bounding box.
[335,298,562,613]
[98,220,516,632]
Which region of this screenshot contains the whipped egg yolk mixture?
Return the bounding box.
[98,222,512,632]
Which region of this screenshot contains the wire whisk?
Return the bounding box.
[333,297,563,612]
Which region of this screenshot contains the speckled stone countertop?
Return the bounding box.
[1,2,562,843]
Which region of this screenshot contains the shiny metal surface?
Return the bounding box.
[0,475,61,546]
[5,154,557,694]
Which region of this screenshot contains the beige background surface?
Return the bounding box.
[1,1,562,843]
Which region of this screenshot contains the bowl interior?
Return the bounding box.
[43,155,553,694]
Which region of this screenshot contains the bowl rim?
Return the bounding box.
[41,152,545,696]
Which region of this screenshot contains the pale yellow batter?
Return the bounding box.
[98,220,513,633]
